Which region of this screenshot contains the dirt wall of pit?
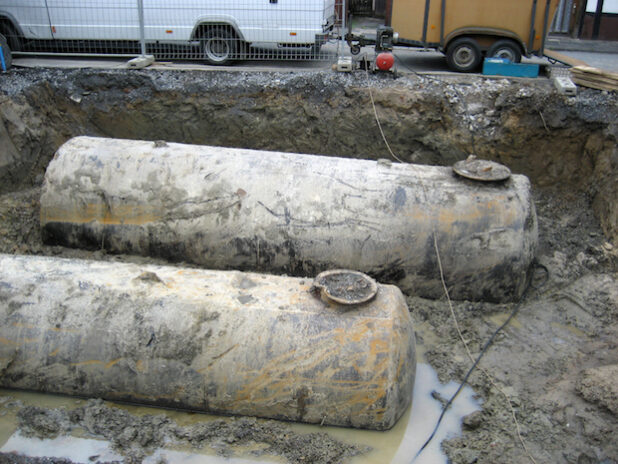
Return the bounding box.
[0,69,616,241]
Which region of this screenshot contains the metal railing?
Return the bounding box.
[0,0,346,64]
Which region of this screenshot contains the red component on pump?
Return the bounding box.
[376,52,395,71]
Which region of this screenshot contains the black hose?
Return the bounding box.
[411,261,549,463]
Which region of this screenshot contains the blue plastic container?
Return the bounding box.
[482,58,539,78]
[0,45,6,72]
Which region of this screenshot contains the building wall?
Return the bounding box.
[349,0,387,16]
[580,12,618,39]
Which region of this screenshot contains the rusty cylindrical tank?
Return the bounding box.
[0,254,416,430]
[40,136,538,302]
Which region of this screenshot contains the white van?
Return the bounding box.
[0,0,338,66]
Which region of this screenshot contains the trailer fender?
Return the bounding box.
[444,27,528,56]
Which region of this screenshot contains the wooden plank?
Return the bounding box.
[570,64,618,91]
[571,74,618,86]
[572,76,618,91]
[543,50,588,67]
[571,65,618,80]
[571,76,618,86]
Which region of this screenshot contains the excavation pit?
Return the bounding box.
[0,68,617,464]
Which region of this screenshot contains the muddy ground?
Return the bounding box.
[10,398,369,464]
[0,68,617,464]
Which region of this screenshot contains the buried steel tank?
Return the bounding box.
[0,254,416,430]
[40,136,538,303]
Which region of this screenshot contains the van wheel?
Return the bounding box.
[488,39,522,63]
[202,27,238,65]
[446,37,481,73]
[0,33,12,71]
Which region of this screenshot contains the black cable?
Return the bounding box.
[411,261,548,463]
[365,54,551,460]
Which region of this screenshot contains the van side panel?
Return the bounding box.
[391,0,559,53]
[0,0,52,39]
[322,0,336,25]
[3,0,336,46]
[144,0,334,44]
[46,0,140,40]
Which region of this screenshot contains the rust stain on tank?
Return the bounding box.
[135,359,146,373]
[0,337,38,345]
[105,358,122,369]
[41,204,162,226]
[70,360,105,367]
[12,323,35,330]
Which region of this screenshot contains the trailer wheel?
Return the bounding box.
[446,37,482,73]
[487,39,522,63]
[202,27,241,65]
[0,33,12,71]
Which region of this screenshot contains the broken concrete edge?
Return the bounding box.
[127,55,155,69]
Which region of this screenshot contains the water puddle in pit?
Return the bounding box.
[0,363,480,464]
[2,433,124,462]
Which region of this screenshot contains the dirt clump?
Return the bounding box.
[576,365,618,417]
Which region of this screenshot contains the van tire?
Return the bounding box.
[487,39,522,63]
[446,37,481,73]
[0,33,12,71]
[202,27,238,65]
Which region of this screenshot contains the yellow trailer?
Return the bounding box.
[381,0,568,72]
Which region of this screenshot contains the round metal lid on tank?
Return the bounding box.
[311,269,378,305]
[453,155,512,182]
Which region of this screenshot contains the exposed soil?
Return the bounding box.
[0,68,617,464]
